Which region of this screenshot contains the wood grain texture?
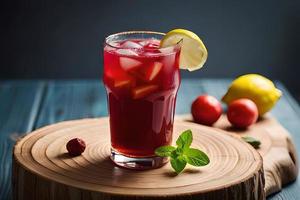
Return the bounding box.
[13,118,265,200]
[0,81,44,200]
[176,114,298,196]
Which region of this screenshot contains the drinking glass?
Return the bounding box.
[103,31,181,169]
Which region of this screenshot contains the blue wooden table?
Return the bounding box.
[0,79,299,200]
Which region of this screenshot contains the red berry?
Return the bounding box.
[191,95,223,126]
[227,98,258,128]
[66,138,86,156]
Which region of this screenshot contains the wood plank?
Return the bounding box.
[0,81,44,200]
[34,80,107,128]
[176,79,206,114]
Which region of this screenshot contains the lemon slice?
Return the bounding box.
[160,29,208,71]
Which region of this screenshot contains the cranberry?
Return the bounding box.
[66,138,86,156]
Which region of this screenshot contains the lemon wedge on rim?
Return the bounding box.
[160,29,208,71]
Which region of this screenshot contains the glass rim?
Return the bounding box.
[104,31,182,51]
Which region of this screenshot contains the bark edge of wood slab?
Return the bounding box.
[13,118,265,200]
[176,114,299,196]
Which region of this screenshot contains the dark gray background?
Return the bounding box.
[1,0,300,98]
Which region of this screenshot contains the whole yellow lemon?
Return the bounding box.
[222,74,282,116]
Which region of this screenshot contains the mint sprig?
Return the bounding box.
[155,129,210,174]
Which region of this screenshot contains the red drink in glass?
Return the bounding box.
[103,31,181,169]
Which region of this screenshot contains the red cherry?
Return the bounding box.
[191,95,223,126]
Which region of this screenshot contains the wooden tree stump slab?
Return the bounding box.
[13,118,265,200]
[176,114,298,196]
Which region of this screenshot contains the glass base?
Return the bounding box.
[110,148,168,170]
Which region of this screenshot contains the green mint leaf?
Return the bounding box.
[184,148,210,166]
[242,136,261,149]
[170,148,180,159]
[176,129,193,150]
[170,156,187,174]
[155,145,176,157]
[155,130,210,174]
[170,147,184,159]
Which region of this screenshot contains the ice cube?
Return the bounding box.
[119,57,142,71]
[144,42,160,49]
[121,41,143,49]
[138,40,149,46]
[139,39,160,47]
[105,41,121,52]
[159,46,174,54]
[108,41,120,47]
[132,85,159,99]
[116,49,139,56]
[144,62,163,81]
